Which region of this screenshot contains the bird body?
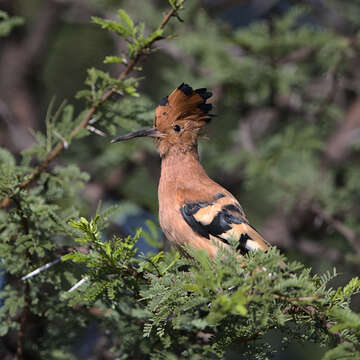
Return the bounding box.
[158,148,230,257]
[112,83,270,258]
[158,147,268,257]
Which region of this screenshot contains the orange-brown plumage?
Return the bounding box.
[112,83,270,258]
[154,84,212,157]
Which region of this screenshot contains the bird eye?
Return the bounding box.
[173,125,181,132]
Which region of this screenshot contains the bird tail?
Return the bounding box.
[238,223,269,252]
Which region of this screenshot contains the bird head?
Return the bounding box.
[112,83,213,157]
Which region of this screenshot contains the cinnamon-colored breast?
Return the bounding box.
[158,149,269,258]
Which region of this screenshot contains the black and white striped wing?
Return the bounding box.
[180,195,269,254]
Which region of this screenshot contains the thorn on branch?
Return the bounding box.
[68,277,89,293]
[87,125,106,137]
[53,130,68,149]
[110,91,123,101]
[89,117,99,124]
[21,259,61,281]
[172,11,184,22]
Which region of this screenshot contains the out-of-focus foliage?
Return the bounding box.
[1,0,360,359]
[0,10,23,37]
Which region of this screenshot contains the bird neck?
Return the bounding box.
[159,146,209,186]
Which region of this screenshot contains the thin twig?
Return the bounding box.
[0,1,184,209]
[284,303,345,344]
[303,305,345,344]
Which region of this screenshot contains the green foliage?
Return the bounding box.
[0,149,90,355]
[0,2,187,356]
[61,215,360,359]
[63,216,143,304]
[92,9,164,59]
[169,0,184,10]
[76,68,140,104]
[1,0,360,359]
[323,342,360,360]
[75,7,176,108]
[0,10,24,37]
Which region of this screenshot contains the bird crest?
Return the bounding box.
[155,83,213,131]
[112,83,214,156]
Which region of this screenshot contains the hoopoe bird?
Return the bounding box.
[112,83,270,258]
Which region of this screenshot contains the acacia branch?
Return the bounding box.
[0,1,184,209]
[283,301,345,344]
[302,305,345,344]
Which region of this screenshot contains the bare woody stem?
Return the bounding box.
[0,1,184,209]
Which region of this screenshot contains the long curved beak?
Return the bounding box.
[111,128,165,143]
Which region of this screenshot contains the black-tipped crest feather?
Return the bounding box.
[159,96,168,106]
[155,83,214,129]
[178,82,193,95]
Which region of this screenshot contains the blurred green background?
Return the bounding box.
[1,0,360,358]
